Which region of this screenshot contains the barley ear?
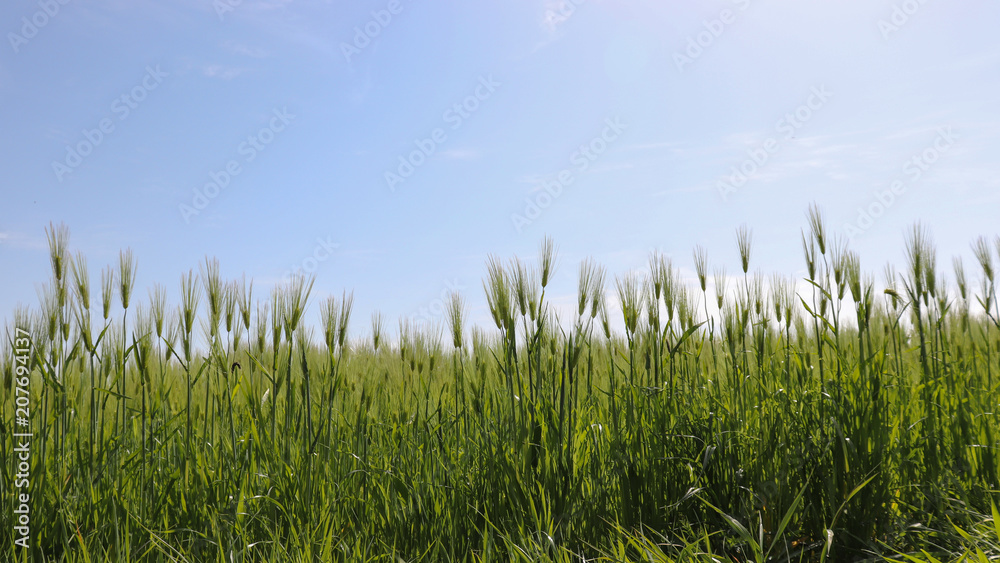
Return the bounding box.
[119,248,137,311]
[736,224,753,274]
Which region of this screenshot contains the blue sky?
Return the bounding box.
[2,0,999,336]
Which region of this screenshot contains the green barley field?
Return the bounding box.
[3,208,1000,562]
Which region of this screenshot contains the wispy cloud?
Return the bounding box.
[926,49,1000,72]
[515,173,550,185]
[439,148,480,160]
[585,162,634,174]
[0,231,45,251]
[202,64,248,80]
[222,40,269,58]
[619,141,684,153]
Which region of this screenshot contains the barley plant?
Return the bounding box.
[2,214,1000,562]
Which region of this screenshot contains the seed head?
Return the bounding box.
[322,296,340,352]
[953,257,967,301]
[615,273,643,337]
[590,264,606,320]
[736,225,753,274]
[201,257,222,336]
[599,299,611,340]
[648,252,664,301]
[538,236,556,289]
[749,273,765,318]
[801,231,817,282]
[446,292,466,349]
[254,302,269,356]
[845,251,862,303]
[282,274,315,342]
[770,274,785,323]
[71,251,90,312]
[224,281,238,334]
[972,236,994,284]
[484,255,513,333]
[371,310,385,352]
[807,203,827,256]
[337,290,353,350]
[133,304,153,383]
[883,264,900,311]
[904,223,933,302]
[180,270,200,336]
[512,258,529,318]
[36,283,58,343]
[270,287,284,352]
[101,265,114,321]
[645,278,660,334]
[934,279,949,318]
[578,259,599,318]
[118,248,137,311]
[149,284,166,339]
[45,222,70,285]
[693,245,708,293]
[923,249,938,306]
[713,266,727,310]
[238,277,253,332]
[831,239,848,299]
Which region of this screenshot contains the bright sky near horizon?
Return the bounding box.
[2,0,999,337]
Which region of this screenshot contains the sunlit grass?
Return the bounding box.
[2,210,999,562]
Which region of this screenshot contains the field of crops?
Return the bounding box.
[3,208,1000,562]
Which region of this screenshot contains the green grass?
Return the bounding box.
[2,209,1000,562]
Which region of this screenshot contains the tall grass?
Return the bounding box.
[2,213,999,562]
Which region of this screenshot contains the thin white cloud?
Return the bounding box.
[927,49,1000,72]
[585,162,634,174]
[439,149,481,160]
[222,40,269,58]
[202,64,248,80]
[515,172,552,185]
[618,141,685,154]
[0,232,45,251]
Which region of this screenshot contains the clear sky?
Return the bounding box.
[2,0,999,337]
